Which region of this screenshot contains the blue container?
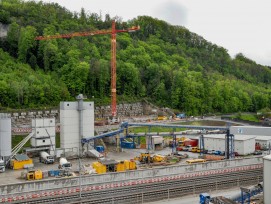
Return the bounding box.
[96,146,105,153]
[49,170,60,177]
[121,141,135,149]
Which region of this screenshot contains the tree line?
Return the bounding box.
[0,0,271,115]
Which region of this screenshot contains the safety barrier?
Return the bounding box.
[0,163,263,203]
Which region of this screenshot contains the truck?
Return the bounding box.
[39,151,54,164]
[176,113,185,119]
[183,145,192,151]
[58,157,72,170]
[0,159,5,172]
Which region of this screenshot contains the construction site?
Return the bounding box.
[0,95,271,204]
[0,18,270,204]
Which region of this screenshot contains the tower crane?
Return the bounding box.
[35,20,140,117]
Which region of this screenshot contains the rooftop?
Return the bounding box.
[203,134,256,141]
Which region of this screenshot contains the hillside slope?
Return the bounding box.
[0,0,270,115]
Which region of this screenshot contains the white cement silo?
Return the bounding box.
[0,113,11,158]
[263,154,271,204]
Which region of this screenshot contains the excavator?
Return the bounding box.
[134,153,165,164]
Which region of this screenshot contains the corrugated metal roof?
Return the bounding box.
[100,160,119,165]
[255,136,271,141]
[14,154,30,161]
[203,134,256,141]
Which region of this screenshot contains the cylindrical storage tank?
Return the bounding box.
[264,155,271,204]
[0,113,11,157]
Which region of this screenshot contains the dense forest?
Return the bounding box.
[0,0,271,115]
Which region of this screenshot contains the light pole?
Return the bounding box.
[78,154,82,202]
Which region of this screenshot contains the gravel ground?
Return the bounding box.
[0,147,199,185]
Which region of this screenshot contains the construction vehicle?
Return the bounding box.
[191,147,198,152]
[134,153,153,164]
[176,113,186,119]
[157,116,167,120]
[152,154,166,162]
[58,158,72,170]
[26,169,43,180]
[39,151,54,164]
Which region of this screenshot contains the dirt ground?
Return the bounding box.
[0,146,199,185]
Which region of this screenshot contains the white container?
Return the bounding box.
[31,138,51,147]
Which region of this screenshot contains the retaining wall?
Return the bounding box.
[0,156,263,196]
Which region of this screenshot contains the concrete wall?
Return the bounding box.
[0,156,263,196]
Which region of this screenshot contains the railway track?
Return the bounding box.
[9,168,262,204]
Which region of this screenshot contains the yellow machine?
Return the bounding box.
[26,169,43,180]
[134,153,153,164]
[186,159,206,164]
[116,161,126,172]
[92,161,106,174]
[157,116,167,120]
[92,160,137,174]
[10,154,33,170]
[124,160,137,170]
[134,153,166,164]
[191,147,198,152]
[152,154,165,162]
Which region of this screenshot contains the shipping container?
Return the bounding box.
[92,162,106,174]
[184,139,198,147]
[96,146,105,153]
[116,161,126,172]
[11,154,33,170]
[121,141,135,149]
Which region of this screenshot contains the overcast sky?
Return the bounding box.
[33,0,271,66]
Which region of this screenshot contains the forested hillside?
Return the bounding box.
[0,0,271,115]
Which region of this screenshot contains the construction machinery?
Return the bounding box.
[39,151,54,164]
[152,154,166,162]
[25,169,43,180]
[58,157,72,170]
[134,153,182,164]
[92,159,136,174]
[134,153,153,164]
[35,21,140,117]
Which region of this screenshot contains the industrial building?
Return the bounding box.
[230,126,271,136]
[0,113,11,167]
[60,94,95,156]
[145,136,164,151]
[255,136,271,150]
[203,134,256,155]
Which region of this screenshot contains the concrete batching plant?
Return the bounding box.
[60,94,94,156]
[0,113,11,172]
